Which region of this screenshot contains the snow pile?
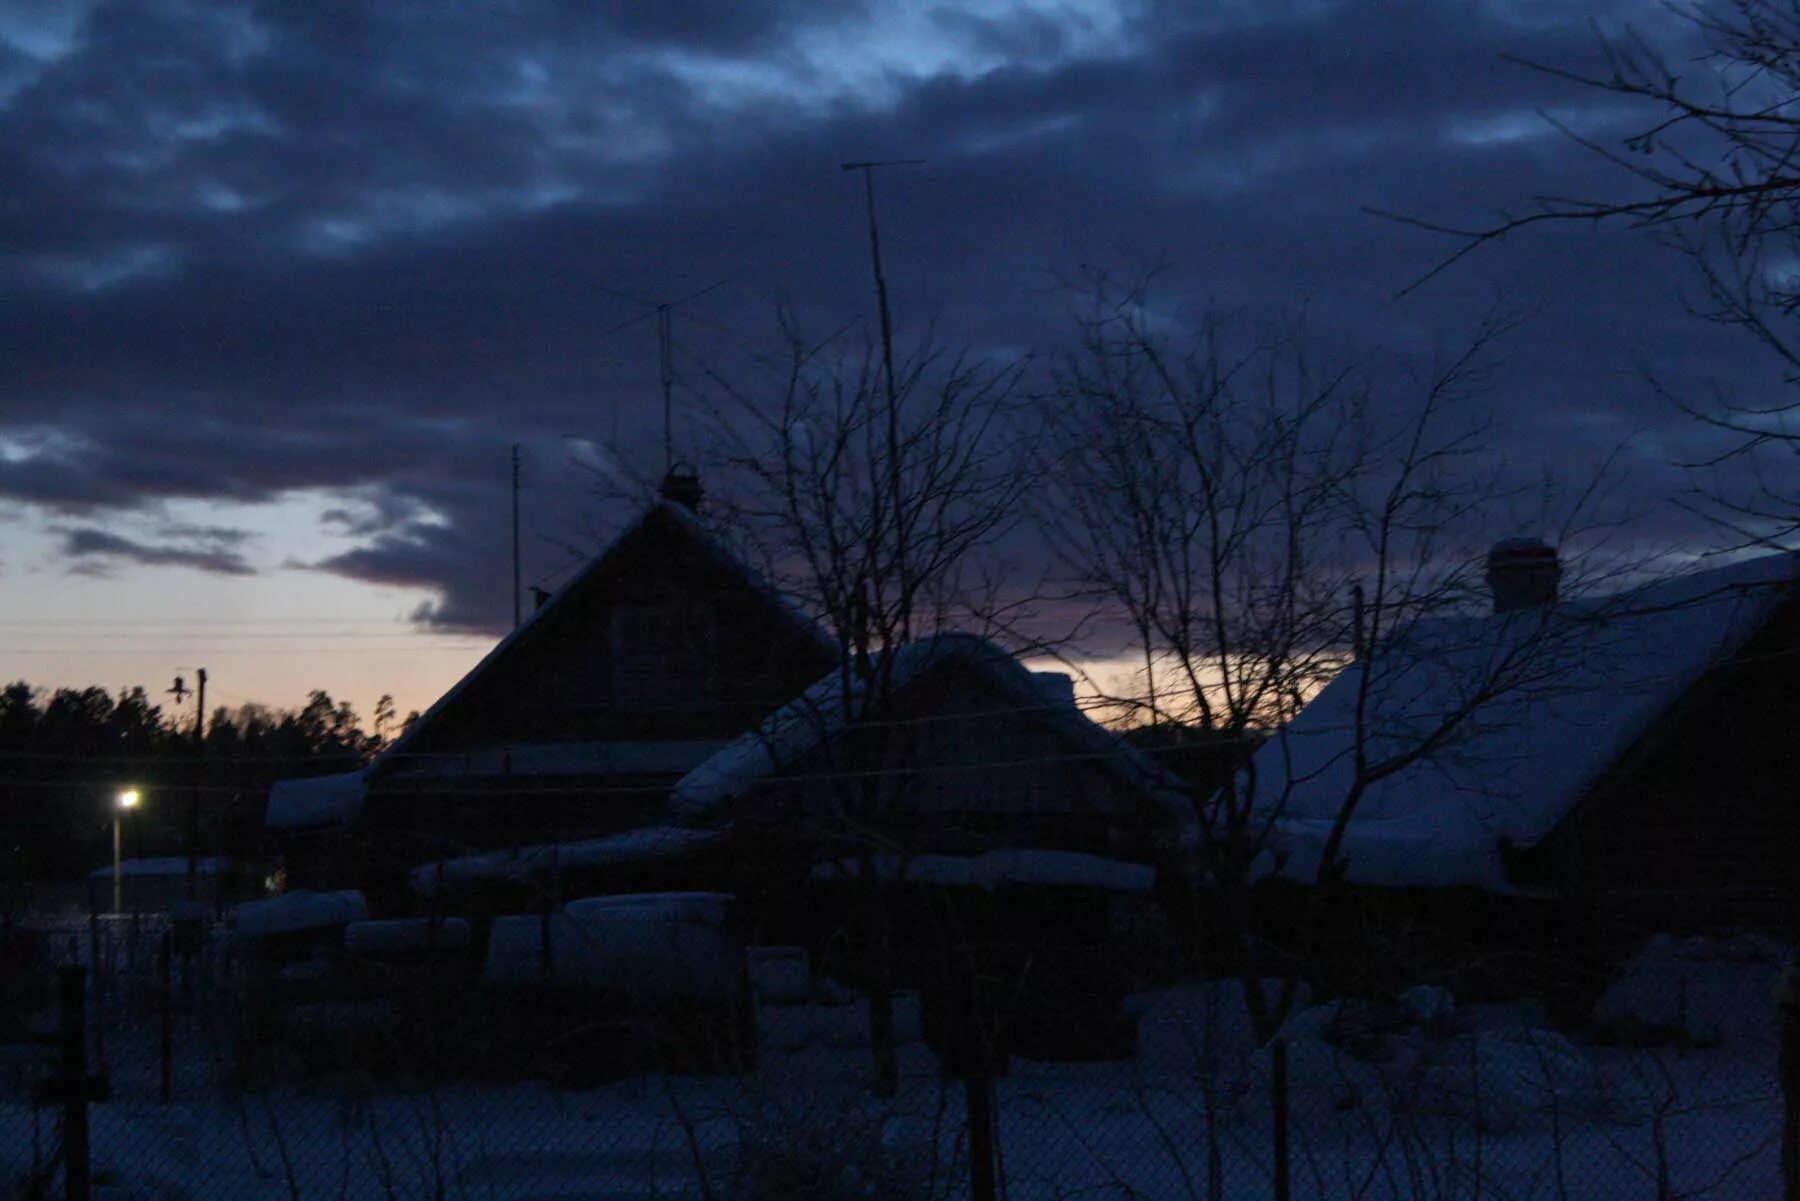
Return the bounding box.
[747,946,813,1004]
[410,826,726,896]
[1404,1023,1608,1133]
[758,994,926,1056]
[265,771,366,830]
[482,893,741,1002]
[809,849,1155,893]
[1130,980,1311,1084]
[1131,981,1619,1134]
[85,856,229,879]
[734,1087,933,1201]
[1398,983,1455,1027]
[344,917,472,955]
[1592,933,1787,1047]
[234,889,367,938]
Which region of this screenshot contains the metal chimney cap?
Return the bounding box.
[658,465,703,512]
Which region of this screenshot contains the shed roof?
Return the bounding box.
[409,825,727,897]
[671,632,1193,834]
[1253,551,1800,890]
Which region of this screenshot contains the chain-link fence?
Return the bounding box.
[1,910,1791,1200]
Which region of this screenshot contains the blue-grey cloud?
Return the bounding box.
[58,526,256,576]
[0,0,1779,635]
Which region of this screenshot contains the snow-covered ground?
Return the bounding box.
[1,933,1786,1199]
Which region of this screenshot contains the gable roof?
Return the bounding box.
[1253,550,1800,891]
[373,501,830,773]
[266,501,832,831]
[670,631,1195,834]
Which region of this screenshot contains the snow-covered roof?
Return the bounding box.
[409,825,726,897]
[234,889,368,939]
[87,856,231,880]
[810,849,1157,893]
[265,771,367,830]
[267,741,730,831]
[565,891,732,924]
[375,501,831,775]
[670,632,1192,832]
[1254,551,1800,891]
[344,917,471,955]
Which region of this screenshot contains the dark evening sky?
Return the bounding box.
[0,0,1781,718]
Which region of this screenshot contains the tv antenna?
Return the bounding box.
[594,278,730,473]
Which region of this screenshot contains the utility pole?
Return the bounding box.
[658,304,674,473]
[512,445,522,628]
[841,158,924,637]
[189,668,204,901]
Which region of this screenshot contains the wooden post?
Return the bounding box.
[1779,961,1800,1201]
[1272,1037,1291,1201]
[159,930,173,1103]
[59,965,90,1201]
[965,1065,998,1201]
[86,914,102,1072]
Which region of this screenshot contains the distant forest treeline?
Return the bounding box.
[0,681,417,883]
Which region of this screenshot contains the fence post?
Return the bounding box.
[59,965,90,1201]
[1272,1037,1291,1201]
[1779,960,1800,1201]
[159,929,174,1103]
[966,1065,998,1201]
[86,914,103,1072]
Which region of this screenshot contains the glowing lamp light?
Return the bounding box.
[112,787,141,914]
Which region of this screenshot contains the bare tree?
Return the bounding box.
[693,312,1037,1095]
[1377,0,1800,542]
[1042,276,1616,1038]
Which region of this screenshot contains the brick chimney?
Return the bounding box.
[658,466,703,513]
[1486,536,1561,613]
[1031,671,1076,709]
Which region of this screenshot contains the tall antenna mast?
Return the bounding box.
[511,444,522,628]
[593,279,730,481]
[841,158,924,640]
[658,303,674,473]
[841,159,923,422]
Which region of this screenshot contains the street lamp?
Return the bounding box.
[113,788,140,914]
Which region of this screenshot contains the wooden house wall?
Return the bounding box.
[1541,599,1800,940]
[392,511,833,758]
[290,509,836,896]
[361,776,672,866]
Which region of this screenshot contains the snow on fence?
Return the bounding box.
[5,923,1792,1200]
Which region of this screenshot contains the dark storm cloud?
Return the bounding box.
[57,526,256,576]
[0,0,1767,633]
[306,510,517,633]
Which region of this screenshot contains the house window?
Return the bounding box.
[611,602,715,710]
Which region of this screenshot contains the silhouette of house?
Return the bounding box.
[1249,543,1800,970]
[672,631,1191,864]
[262,482,1195,914]
[258,483,1222,1063]
[266,476,836,904]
